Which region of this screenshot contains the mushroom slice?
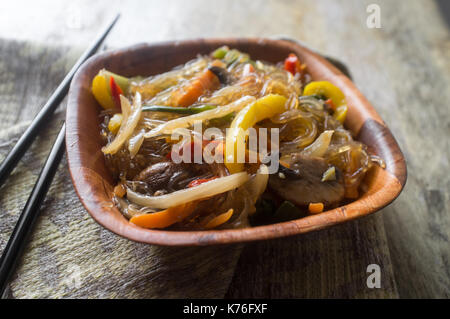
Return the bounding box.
[269,153,345,206]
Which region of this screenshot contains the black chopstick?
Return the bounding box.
[0,13,120,189]
[0,124,65,298]
[0,14,120,298]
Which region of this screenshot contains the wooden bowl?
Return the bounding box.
[66,38,407,246]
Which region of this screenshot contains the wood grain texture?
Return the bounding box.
[0,0,448,298]
[226,215,398,299]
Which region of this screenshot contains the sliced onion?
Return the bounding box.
[102,93,142,154]
[301,130,334,157]
[143,96,255,139]
[128,131,145,158]
[127,172,250,209]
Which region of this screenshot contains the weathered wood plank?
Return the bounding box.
[226,215,398,299]
[364,1,450,298]
[309,0,450,298]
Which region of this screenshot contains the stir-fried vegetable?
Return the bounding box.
[303,81,348,123]
[223,49,251,66]
[102,93,142,154]
[211,46,229,59]
[91,69,130,110]
[204,209,234,229]
[308,202,324,214]
[90,47,383,230]
[284,53,303,75]
[92,74,114,110]
[301,130,334,158]
[127,172,249,209]
[108,113,123,134]
[321,166,336,182]
[131,58,209,101]
[144,96,255,139]
[142,104,216,114]
[109,77,123,110]
[303,81,345,108]
[130,202,197,229]
[188,177,218,188]
[333,105,348,123]
[225,94,287,173]
[170,69,220,107]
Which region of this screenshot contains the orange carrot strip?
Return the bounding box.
[279,159,291,169]
[113,183,126,198]
[204,209,234,229]
[130,202,197,229]
[211,59,226,68]
[325,98,336,111]
[308,202,324,214]
[172,69,220,107]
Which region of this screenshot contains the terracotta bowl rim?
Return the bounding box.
[66,38,407,246]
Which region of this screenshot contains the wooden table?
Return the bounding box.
[0,0,448,298]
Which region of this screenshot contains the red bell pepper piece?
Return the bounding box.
[187,177,218,188]
[109,76,123,111]
[284,53,302,75]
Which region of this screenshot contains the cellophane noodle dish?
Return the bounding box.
[90,46,385,230]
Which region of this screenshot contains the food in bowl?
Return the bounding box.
[90,46,384,230]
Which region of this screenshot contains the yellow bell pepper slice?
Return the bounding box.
[108,113,123,134]
[91,69,130,110]
[225,94,287,173]
[303,81,348,123]
[334,104,348,123]
[92,73,115,109]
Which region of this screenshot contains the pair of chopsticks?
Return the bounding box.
[0,14,120,298]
